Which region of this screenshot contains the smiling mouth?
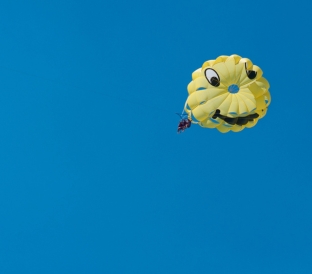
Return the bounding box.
[212,109,259,126]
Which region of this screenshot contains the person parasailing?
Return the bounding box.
[176,113,192,133]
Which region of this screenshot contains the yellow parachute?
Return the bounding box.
[184,54,271,133]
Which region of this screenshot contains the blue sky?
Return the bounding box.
[0,1,311,273]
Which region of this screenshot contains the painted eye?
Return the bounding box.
[205,68,220,87]
[245,63,257,79]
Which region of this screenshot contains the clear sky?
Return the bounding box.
[0,1,311,273]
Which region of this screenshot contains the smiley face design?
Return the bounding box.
[184,54,271,133]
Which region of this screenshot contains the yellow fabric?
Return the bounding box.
[184,54,271,133]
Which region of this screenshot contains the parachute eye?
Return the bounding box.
[245,63,257,79]
[205,68,220,87]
